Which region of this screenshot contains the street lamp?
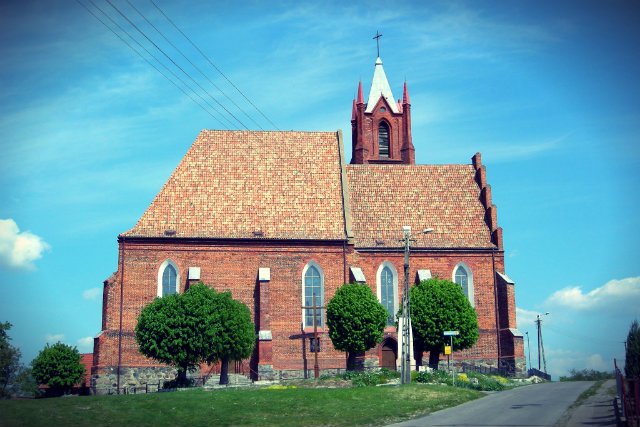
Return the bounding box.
[536,312,550,373]
[400,226,433,384]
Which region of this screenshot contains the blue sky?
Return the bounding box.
[1,0,638,379]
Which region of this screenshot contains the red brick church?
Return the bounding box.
[91,55,524,391]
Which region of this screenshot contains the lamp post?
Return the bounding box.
[536,312,549,373]
[400,226,433,384]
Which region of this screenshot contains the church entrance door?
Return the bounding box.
[381,338,397,370]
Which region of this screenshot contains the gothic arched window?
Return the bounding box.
[378,122,390,158]
[453,263,474,307]
[303,262,324,327]
[380,266,395,325]
[157,260,179,297]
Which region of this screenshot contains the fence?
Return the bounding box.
[615,359,639,427]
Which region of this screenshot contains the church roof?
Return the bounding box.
[122,130,347,240]
[346,164,494,249]
[365,57,399,114]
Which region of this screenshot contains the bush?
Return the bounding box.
[415,369,507,391]
[559,369,615,381]
[340,369,399,387]
[31,342,85,396]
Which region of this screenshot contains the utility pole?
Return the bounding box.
[525,331,532,372]
[399,226,433,384]
[400,226,412,385]
[536,313,549,373]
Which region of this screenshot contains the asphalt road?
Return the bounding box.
[387,381,595,427]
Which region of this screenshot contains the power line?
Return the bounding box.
[105,0,249,130]
[149,0,280,130]
[124,0,265,130]
[79,0,232,128]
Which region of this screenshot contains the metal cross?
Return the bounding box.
[302,293,325,378]
[373,30,383,57]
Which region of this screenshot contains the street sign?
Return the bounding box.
[444,345,451,355]
[443,330,459,336]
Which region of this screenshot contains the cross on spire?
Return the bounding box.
[373,30,383,57]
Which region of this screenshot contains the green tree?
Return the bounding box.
[326,283,387,370]
[1,322,22,398]
[410,278,479,369]
[135,283,255,386]
[625,319,640,378]
[203,289,255,385]
[31,342,85,396]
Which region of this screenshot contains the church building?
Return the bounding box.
[91,55,524,391]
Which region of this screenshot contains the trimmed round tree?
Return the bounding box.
[326,283,387,370]
[410,277,479,369]
[202,290,255,385]
[31,342,85,396]
[136,283,255,386]
[135,290,198,385]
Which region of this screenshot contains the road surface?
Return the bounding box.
[387,381,595,427]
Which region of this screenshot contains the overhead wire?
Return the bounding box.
[78,0,232,128]
[149,0,280,130]
[124,0,265,130]
[105,0,249,130]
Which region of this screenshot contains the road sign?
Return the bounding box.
[443,330,459,336]
[444,345,451,355]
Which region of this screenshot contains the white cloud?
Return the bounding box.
[76,336,94,352]
[0,219,50,270]
[82,287,102,300]
[44,333,64,344]
[545,277,640,311]
[516,307,549,331]
[545,348,612,379]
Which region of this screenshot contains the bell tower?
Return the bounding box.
[351,56,415,165]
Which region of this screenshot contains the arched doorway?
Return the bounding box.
[381,337,397,370]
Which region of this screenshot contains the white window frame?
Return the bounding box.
[301,261,324,328]
[452,262,474,307]
[157,259,180,297]
[376,261,398,325]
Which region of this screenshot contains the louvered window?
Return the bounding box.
[378,122,390,157]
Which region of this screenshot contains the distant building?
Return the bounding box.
[91,56,524,392]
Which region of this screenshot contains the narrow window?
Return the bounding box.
[304,264,323,327]
[454,266,468,298]
[380,266,395,325]
[378,122,390,158]
[453,263,474,306]
[162,264,177,296]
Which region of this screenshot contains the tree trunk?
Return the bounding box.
[177,367,188,386]
[219,357,229,385]
[428,349,440,370]
[347,351,365,371]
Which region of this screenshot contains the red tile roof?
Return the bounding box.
[346,164,494,249]
[123,130,346,240]
[124,130,494,249]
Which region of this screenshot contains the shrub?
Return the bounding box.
[31,342,85,396]
[559,369,614,381]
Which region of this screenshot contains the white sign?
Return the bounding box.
[443,330,459,336]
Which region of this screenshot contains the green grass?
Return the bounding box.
[569,380,605,409]
[0,384,482,427]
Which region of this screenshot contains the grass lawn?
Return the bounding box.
[0,384,482,427]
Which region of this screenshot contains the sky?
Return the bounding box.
[1,0,639,380]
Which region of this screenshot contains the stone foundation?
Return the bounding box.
[91,366,192,395]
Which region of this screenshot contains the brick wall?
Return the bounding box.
[93,238,523,384]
